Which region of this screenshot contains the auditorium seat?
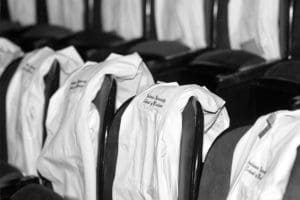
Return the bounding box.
[253,0,300,118]
[102,94,205,200]
[127,0,213,75]
[156,0,290,128]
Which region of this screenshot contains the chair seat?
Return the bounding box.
[66,30,124,49]
[264,60,300,84]
[22,24,72,40]
[0,20,21,34]
[191,49,266,73]
[11,184,64,200]
[0,161,22,185]
[129,40,191,61]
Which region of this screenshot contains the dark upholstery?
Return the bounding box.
[129,40,191,60]
[0,58,22,161]
[22,25,71,40]
[11,184,64,200]
[42,60,60,146]
[102,97,133,200]
[291,0,300,59]
[214,0,230,49]
[197,126,251,200]
[0,161,22,184]
[191,49,265,72]
[178,97,204,200]
[264,60,300,84]
[65,31,124,49]
[93,75,117,200]
[282,147,300,200]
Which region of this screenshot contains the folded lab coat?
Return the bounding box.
[228,0,280,60]
[101,0,143,39]
[155,0,207,49]
[8,0,36,25]
[113,83,229,200]
[6,47,84,175]
[37,53,154,200]
[227,110,300,200]
[46,0,84,31]
[0,37,23,77]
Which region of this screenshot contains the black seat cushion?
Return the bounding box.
[0,20,21,34]
[0,161,22,184]
[197,126,251,200]
[65,30,124,49]
[264,60,300,84]
[191,49,265,73]
[129,40,191,61]
[22,24,72,40]
[11,184,63,200]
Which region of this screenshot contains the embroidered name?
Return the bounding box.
[143,94,166,109]
[22,63,36,74]
[70,80,87,90]
[246,161,266,180]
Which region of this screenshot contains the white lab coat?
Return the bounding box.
[155,0,207,49]
[0,37,23,77]
[6,47,83,175]
[227,110,300,200]
[46,0,84,31]
[113,83,229,200]
[101,0,143,40]
[8,0,36,25]
[228,0,280,60]
[37,53,154,200]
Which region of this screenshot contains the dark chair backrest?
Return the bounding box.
[92,75,117,200]
[178,97,204,200]
[290,0,300,59]
[0,58,23,161]
[102,96,204,200]
[282,146,300,200]
[102,97,133,200]
[42,59,60,147]
[197,125,251,200]
[214,0,290,58]
[0,0,10,20]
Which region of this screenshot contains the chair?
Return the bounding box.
[127,0,214,75]
[157,0,290,128]
[10,184,64,200]
[0,58,61,200]
[253,0,300,118]
[60,0,149,62]
[102,96,204,200]
[0,0,73,51]
[282,146,300,200]
[197,126,251,200]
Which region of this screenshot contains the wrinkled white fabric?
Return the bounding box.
[37,53,154,200]
[102,0,143,39]
[0,37,23,77]
[155,0,206,49]
[228,0,280,60]
[113,83,229,200]
[8,0,36,25]
[46,0,84,31]
[227,110,300,200]
[6,47,83,175]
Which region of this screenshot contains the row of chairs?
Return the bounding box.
[0,41,300,200]
[2,0,300,128]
